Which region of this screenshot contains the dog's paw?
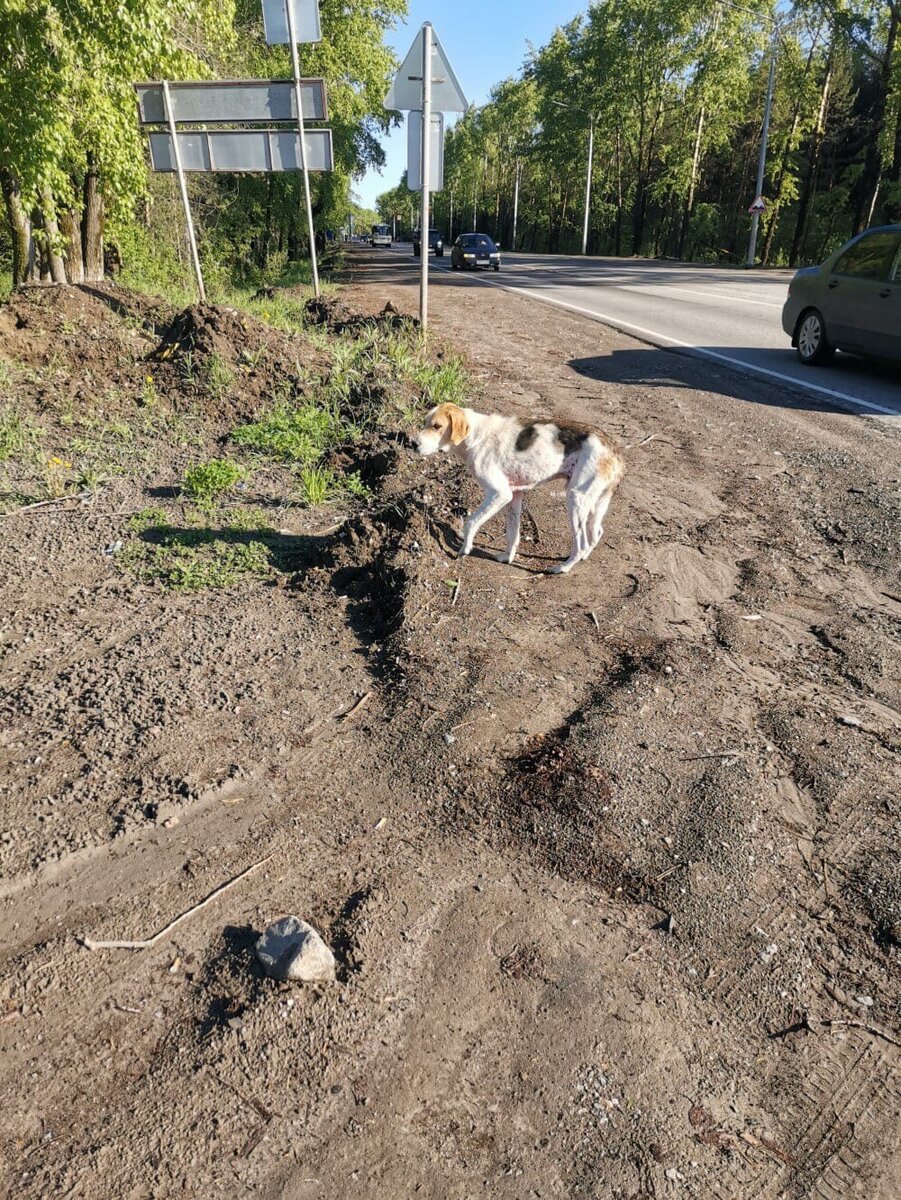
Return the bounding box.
[494,550,514,564]
[547,561,576,575]
[457,545,472,558]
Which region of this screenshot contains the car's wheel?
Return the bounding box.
[493,264,500,272]
[436,249,443,257]
[796,309,834,365]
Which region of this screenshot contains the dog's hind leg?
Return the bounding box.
[495,492,523,563]
[583,488,614,560]
[548,491,587,574]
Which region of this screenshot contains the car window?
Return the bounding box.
[833,231,901,280]
[891,241,901,283]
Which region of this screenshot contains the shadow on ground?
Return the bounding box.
[570,345,901,415]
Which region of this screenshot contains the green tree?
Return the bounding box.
[0,0,235,283]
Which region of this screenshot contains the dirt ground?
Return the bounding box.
[1,247,900,1200]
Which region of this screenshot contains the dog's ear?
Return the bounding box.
[447,404,469,445]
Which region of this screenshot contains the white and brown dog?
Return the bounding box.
[415,402,624,573]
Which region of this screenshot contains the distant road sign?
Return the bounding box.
[262,0,321,44]
[135,80,327,124]
[748,194,767,215]
[384,26,467,112]
[407,112,444,191]
[148,128,334,173]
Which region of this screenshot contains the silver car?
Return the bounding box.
[781,225,901,365]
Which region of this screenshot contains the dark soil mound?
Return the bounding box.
[151,304,327,426]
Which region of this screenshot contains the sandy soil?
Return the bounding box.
[1,248,899,1199]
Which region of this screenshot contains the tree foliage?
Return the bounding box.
[0,0,407,286]
[384,0,900,266]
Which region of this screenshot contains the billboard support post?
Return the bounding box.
[284,0,320,297]
[419,22,433,331]
[162,80,206,303]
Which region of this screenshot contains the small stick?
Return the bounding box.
[451,580,461,607]
[680,750,742,761]
[81,854,272,951]
[15,490,93,514]
[649,861,686,883]
[589,611,600,630]
[821,1018,901,1047]
[337,691,371,722]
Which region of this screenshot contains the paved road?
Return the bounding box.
[384,245,901,418]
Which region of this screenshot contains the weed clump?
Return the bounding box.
[182,458,246,506]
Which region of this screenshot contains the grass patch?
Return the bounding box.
[0,406,44,462]
[118,506,290,591]
[204,351,234,400]
[121,537,272,591]
[182,458,246,506]
[233,397,345,467]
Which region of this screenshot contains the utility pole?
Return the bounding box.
[582,115,595,256]
[162,80,205,302]
[746,32,777,268]
[512,158,521,251]
[285,0,320,296]
[419,22,433,329]
[550,99,596,256]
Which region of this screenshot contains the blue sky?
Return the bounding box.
[355,0,583,210]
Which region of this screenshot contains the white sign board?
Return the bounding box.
[135,79,327,124]
[149,128,334,172]
[748,194,767,215]
[384,26,467,112]
[262,0,321,44]
[407,112,444,191]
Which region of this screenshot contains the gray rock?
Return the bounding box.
[255,916,336,983]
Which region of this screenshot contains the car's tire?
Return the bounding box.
[436,249,444,257]
[493,264,500,272]
[795,309,834,365]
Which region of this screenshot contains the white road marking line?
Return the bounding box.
[623,282,783,308]
[442,267,900,418]
[501,271,782,308]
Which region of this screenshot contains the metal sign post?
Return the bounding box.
[384,23,467,334]
[162,80,206,303]
[419,23,433,330]
[746,32,777,267]
[284,0,320,297]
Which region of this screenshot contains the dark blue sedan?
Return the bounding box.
[451,233,500,271]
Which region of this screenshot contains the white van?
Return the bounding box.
[370,224,392,248]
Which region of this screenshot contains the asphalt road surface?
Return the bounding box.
[385,245,901,418]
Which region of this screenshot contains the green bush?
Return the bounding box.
[182,458,246,505]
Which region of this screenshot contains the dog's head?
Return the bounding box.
[414,403,470,456]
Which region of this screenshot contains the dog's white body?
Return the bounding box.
[415,403,624,573]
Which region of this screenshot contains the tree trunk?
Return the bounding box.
[38,186,67,283]
[889,102,901,223]
[60,208,85,283]
[82,165,105,282]
[853,5,899,232]
[1,169,38,284]
[677,106,705,259]
[790,55,833,264]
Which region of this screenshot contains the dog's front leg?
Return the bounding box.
[460,483,513,556]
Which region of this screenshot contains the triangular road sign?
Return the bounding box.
[748,194,767,215]
[384,24,468,113]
